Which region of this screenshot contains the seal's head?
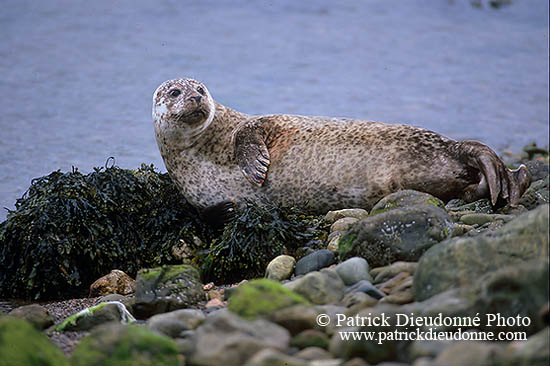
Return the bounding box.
[153,78,215,148]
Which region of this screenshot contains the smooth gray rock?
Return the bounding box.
[266,255,296,281]
[146,309,205,338]
[345,280,385,299]
[285,270,345,305]
[334,257,372,285]
[8,304,54,330]
[295,250,335,276]
[370,190,445,216]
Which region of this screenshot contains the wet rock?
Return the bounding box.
[89,269,135,297]
[459,213,514,226]
[8,304,54,330]
[290,329,330,350]
[413,205,549,301]
[133,265,204,318]
[294,346,333,361]
[519,177,550,210]
[330,217,359,233]
[228,279,309,319]
[451,223,474,237]
[185,310,290,366]
[339,205,453,267]
[339,292,378,310]
[345,280,386,299]
[295,250,335,276]
[71,323,179,366]
[503,327,550,365]
[326,231,343,253]
[525,159,549,181]
[334,257,372,285]
[433,341,504,366]
[285,270,345,305]
[378,272,411,294]
[146,309,205,337]
[370,190,445,216]
[244,348,309,366]
[269,304,322,336]
[324,208,369,224]
[266,255,296,281]
[371,261,418,284]
[55,301,135,332]
[0,316,69,366]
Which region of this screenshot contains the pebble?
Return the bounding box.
[330,217,359,233]
[295,250,335,276]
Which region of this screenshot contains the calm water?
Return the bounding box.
[0,0,548,220]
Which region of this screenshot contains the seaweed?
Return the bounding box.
[0,163,208,300]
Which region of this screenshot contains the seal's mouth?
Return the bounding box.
[174,107,208,125]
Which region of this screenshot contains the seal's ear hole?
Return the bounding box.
[197,87,206,96]
[169,89,181,98]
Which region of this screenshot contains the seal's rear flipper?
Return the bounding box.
[201,200,238,230]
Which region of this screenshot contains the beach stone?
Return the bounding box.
[459,213,514,226]
[133,264,204,318]
[8,304,54,330]
[185,310,290,366]
[326,231,344,253]
[433,341,504,366]
[413,205,549,301]
[451,223,474,237]
[295,347,333,360]
[89,269,135,297]
[334,257,372,285]
[290,329,330,350]
[503,327,550,365]
[339,205,453,267]
[339,292,378,310]
[54,302,133,332]
[71,323,179,366]
[295,250,335,276]
[324,208,369,224]
[269,304,322,336]
[446,198,494,214]
[146,309,205,337]
[378,272,412,294]
[266,255,296,281]
[345,280,385,299]
[285,270,345,305]
[228,279,309,319]
[244,348,308,366]
[0,316,69,366]
[371,261,418,284]
[330,217,359,233]
[408,339,454,360]
[378,287,414,305]
[370,189,445,216]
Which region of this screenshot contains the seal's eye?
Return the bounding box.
[197,87,205,96]
[169,89,181,98]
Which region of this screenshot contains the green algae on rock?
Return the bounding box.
[0,316,69,366]
[70,322,180,366]
[0,163,208,300]
[228,279,310,319]
[134,265,204,318]
[369,190,446,216]
[54,301,135,332]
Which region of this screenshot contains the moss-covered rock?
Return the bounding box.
[134,265,204,318]
[55,301,135,332]
[339,205,453,267]
[0,316,69,366]
[70,323,180,366]
[0,164,209,300]
[228,279,310,319]
[369,190,445,216]
[290,329,330,350]
[413,204,549,301]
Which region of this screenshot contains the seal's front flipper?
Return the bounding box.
[233,120,270,187]
[201,200,237,229]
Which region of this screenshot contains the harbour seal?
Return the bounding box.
[152,78,530,222]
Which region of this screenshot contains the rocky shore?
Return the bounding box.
[0,151,548,366]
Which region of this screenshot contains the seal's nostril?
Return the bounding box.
[189,95,202,103]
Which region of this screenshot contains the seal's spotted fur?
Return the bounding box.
[153,78,530,215]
